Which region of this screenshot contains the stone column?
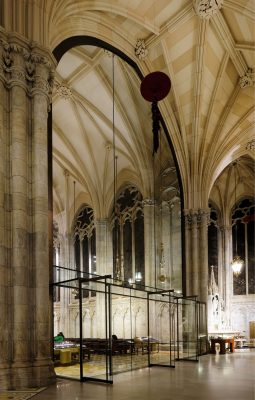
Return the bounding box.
[184,208,209,302]
[184,212,192,296]
[59,171,72,336]
[10,44,31,383]
[30,43,55,386]
[143,199,156,288]
[95,219,111,276]
[199,209,210,303]
[184,210,199,295]
[94,219,111,338]
[64,169,71,268]
[0,30,56,389]
[222,225,232,328]
[217,227,223,296]
[0,37,10,385]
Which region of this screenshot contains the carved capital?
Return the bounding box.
[142,198,156,207]
[135,39,148,60]
[193,0,223,19]
[0,30,56,97]
[246,139,255,151]
[95,219,109,227]
[239,69,254,89]
[184,208,210,226]
[55,82,73,100]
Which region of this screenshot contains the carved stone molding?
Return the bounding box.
[246,139,255,151]
[239,69,254,88]
[184,208,210,226]
[134,39,148,60]
[95,219,109,227]
[193,0,223,19]
[0,30,56,99]
[142,198,156,206]
[55,82,73,99]
[53,236,60,250]
[103,49,112,58]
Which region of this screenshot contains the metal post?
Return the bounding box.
[79,278,83,380]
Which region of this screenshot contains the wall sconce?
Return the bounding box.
[135,272,142,282]
[128,278,134,286]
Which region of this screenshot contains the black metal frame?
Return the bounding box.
[52,270,206,383]
[147,289,175,368]
[175,296,199,362]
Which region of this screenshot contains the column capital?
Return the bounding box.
[219,224,232,232]
[142,198,156,207]
[193,0,223,20]
[0,29,56,100]
[95,218,109,226]
[184,208,210,226]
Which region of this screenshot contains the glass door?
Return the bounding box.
[176,297,198,361]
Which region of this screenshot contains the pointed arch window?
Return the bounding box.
[73,205,96,297]
[111,186,145,285]
[232,199,255,295]
[208,205,219,287]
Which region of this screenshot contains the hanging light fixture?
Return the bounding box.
[140,71,171,154]
[231,161,244,276]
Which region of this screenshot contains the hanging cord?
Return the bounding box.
[234,163,238,257]
[159,127,162,245]
[73,180,76,270]
[153,144,157,287]
[112,54,116,216]
[112,54,118,279]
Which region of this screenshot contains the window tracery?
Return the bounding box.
[111,186,145,285]
[232,199,255,295]
[73,205,96,297]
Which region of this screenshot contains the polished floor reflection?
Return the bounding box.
[35,350,254,400]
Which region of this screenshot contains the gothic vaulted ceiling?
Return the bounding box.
[33,0,254,217]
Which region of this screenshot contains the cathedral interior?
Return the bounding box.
[0,0,254,397]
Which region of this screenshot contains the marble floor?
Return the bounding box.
[31,350,255,400]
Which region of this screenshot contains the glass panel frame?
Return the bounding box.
[52,268,207,383]
[176,297,199,362]
[147,290,176,368]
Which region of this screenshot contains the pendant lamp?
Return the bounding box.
[140,72,171,154]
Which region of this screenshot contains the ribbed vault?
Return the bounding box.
[3,1,253,211]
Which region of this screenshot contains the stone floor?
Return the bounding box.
[22,350,255,400]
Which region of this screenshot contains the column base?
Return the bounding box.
[0,361,56,390]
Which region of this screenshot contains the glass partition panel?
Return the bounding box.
[176,298,198,361]
[111,284,148,374]
[80,278,113,383]
[148,292,175,368]
[53,285,81,380]
[52,272,204,383]
[53,276,113,383]
[198,301,208,355]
